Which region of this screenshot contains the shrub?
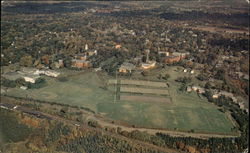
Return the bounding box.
[1,78,16,88]
[88,120,100,128]
[27,78,46,89]
[57,77,68,82]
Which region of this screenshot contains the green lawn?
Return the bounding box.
[97,102,234,134]
[5,72,113,112]
[4,68,236,135]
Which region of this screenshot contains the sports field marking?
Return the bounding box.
[120,95,172,103]
[109,79,167,88]
[120,86,169,95]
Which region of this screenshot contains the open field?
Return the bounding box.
[3,68,236,135]
[190,25,249,35]
[120,86,169,95]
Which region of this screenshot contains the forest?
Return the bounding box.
[0,108,168,153]
[160,11,249,27]
[2,2,109,14]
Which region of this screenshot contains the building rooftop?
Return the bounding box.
[24,73,40,79]
[172,52,190,56]
[72,59,90,63]
[119,62,135,71]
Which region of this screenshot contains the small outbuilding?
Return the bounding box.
[191,86,205,94]
[186,86,192,92]
[20,86,28,90]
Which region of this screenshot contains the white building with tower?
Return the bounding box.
[85,44,88,51]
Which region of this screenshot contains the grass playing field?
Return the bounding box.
[4,68,236,135]
[97,102,234,134]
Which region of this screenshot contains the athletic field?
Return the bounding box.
[4,69,236,135]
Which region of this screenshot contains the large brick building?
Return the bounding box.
[163,55,182,64]
[163,52,189,64]
[71,59,90,68]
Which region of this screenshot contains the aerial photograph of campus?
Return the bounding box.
[0,0,249,153]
